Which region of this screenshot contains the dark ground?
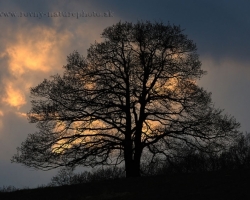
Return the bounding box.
[1,169,250,200]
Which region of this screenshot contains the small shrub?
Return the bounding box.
[140,132,250,175]
[48,166,125,186]
[0,185,18,193]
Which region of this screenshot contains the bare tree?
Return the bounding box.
[12,21,240,177]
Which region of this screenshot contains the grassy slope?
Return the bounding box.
[1,169,250,200]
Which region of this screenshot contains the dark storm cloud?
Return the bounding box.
[0,0,52,26]
[0,0,50,10]
[99,0,250,63]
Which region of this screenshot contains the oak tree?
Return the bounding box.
[12,21,240,177]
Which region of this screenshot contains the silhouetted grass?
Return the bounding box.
[1,169,250,200]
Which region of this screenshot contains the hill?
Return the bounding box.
[1,169,250,200]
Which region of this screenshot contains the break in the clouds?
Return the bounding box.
[0,0,250,188]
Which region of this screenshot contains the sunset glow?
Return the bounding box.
[6,27,66,76]
[2,83,26,109]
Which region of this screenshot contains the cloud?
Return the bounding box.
[0,0,120,188]
[0,1,120,118]
[2,82,26,109]
[198,56,250,132]
[0,110,3,130]
[5,25,72,74]
[0,14,119,113]
[0,24,72,113]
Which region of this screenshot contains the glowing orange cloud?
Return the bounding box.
[16,112,27,118]
[2,83,26,109]
[5,26,70,76]
[1,25,73,113]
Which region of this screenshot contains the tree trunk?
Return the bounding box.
[124,140,142,178]
[125,158,141,177]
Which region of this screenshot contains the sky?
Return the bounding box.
[0,0,250,188]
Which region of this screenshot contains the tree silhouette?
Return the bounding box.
[12,21,240,177]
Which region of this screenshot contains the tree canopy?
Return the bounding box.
[12,21,240,177]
